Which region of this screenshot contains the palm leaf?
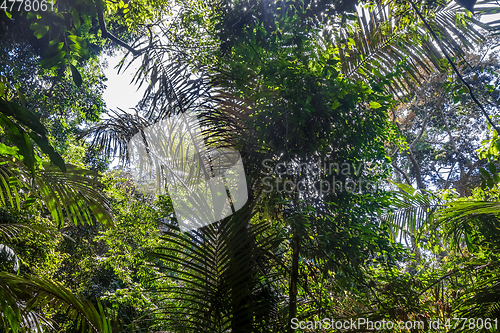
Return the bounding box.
[36,163,113,227]
[148,201,280,332]
[0,224,37,243]
[318,0,500,97]
[0,99,66,173]
[83,111,150,164]
[381,182,440,244]
[0,158,28,211]
[0,244,19,272]
[438,200,500,250]
[0,158,113,228]
[437,200,500,329]
[0,272,120,333]
[0,99,113,228]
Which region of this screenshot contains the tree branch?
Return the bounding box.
[395,120,426,189]
[410,107,430,151]
[95,1,151,56]
[392,160,412,185]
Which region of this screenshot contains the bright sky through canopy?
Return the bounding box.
[101,52,145,112]
[101,11,500,113]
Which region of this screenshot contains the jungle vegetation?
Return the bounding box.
[1,0,500,331]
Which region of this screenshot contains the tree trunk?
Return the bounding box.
[287,224,301,333]
[288,189,301,333]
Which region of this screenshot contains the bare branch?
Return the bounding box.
[95,2,152,56]
[392,160,412,186]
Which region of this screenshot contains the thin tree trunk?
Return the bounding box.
[407,150,425,190]
[288,189,301,333]
[288,224,300,333]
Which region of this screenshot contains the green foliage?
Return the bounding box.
[0,99,66,173]
[478,129,500,161]
[0,272,120,333]
[0,158,113,228]
[3,0,500,331]
[0,95,113,229]
[382,182,441,243]
[149,201,279,332]
[94,175,176,329]
[431,186,500,327]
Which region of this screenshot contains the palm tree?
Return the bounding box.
[0,99,113,227]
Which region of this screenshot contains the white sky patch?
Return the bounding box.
[101,51,145,114]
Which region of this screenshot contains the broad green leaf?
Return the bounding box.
[33,26,49,39]
[488,161,497,174]
[0,143,18,156]
[69,65,83,87]
[487,177,494,188]
[28,132,66,172]
[479,167,490,178]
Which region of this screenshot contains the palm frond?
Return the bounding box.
[0,208,54,243]
[319,0,500,97]
[439,200,500,222]
[0,272,120,333]
[36,163,113,227]
[435,198,500,326]
[0,98,114,229]
[0,244,19,272]
[0,99,66,174]
[381,182,440,243]
[457,274,500,325]
[83,111,151,164]
[0,158,29,211]
[84,17,253,159]
[148,201,280,332]
[0,224,37,243]
[438,200,500,250]
[0,158,113,228]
